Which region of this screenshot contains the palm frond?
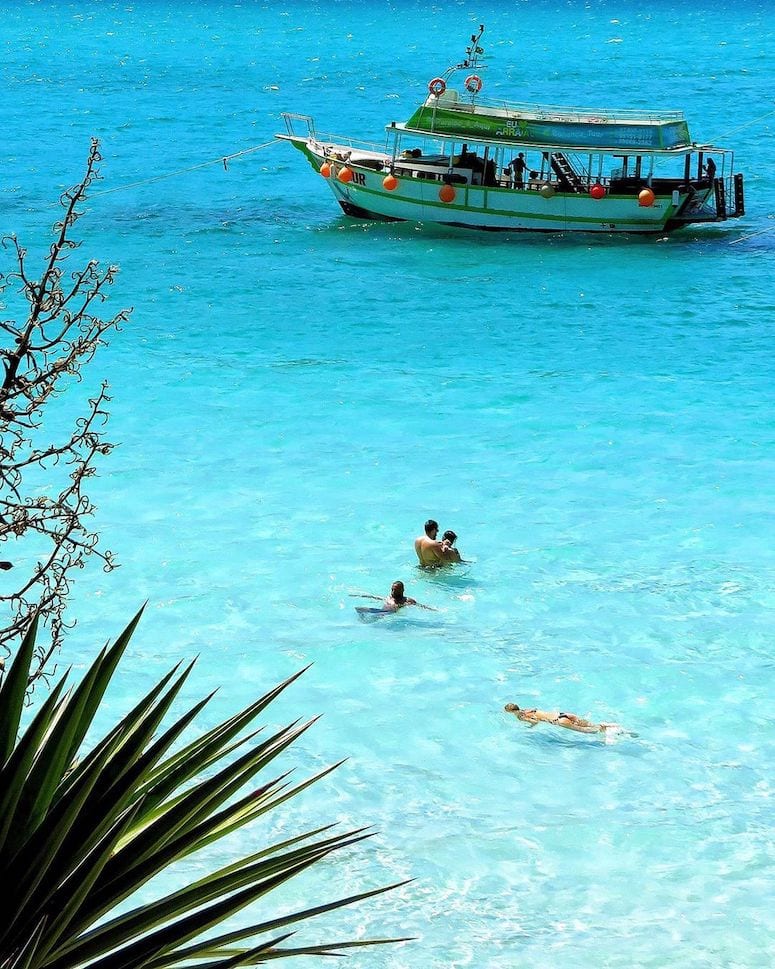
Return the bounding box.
[0,615,40,761]
[0,616,405,969]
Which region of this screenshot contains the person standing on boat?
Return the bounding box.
[704,156,717,184]
[507,152,528,188]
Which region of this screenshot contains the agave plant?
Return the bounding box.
[0,610,407,969]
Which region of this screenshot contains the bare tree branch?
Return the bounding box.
[0,139,131,688]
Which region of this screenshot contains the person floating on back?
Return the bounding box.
[505,703,625,735]
[414,519,461,567]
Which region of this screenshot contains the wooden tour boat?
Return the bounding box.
[278,25,745,235]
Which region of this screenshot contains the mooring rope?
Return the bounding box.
[708,106,775,246]
[729,215,775,245]
[711,105,775,142]
[87,139,281,200]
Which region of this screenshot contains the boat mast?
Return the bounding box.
[441,23,485,81]
[463,24,485,70]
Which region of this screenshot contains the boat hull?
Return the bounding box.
[289,138,697,234]
[330,177,674,233]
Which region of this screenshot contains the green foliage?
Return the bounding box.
[0,610,408,968]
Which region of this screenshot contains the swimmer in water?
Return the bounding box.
[352,581,435,612]
[384,580,417,611]
[505,703,623,735]
[441,529,464,563]
[414,519,459,567]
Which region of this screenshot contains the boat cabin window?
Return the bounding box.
[611,155,630,179]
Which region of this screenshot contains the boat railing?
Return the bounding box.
[313,131,388,152]
[280,113,386,153]
[439,96,686,124]
[281,113,317,139]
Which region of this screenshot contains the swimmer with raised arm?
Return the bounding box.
[505,703,623,735]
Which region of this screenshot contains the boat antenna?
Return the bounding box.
[460,24,485,70]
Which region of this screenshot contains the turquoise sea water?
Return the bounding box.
[2,1,774,966]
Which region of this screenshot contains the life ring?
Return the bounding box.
[428,77,446,97]
[465,74,483,94]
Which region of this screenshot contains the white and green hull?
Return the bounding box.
[286,138,710,235]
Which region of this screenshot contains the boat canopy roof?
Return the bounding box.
[401,91,693,152]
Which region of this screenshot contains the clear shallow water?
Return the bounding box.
[2,1,774,966]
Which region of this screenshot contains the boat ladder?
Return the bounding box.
[713,177,728,221]
[550,152,585,193]
[712,173,745,221]
[732,173,745,217]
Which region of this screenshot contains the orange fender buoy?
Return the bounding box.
[383,174,398,191]
[439,184,456,203]
[638,187,656,207]
[338,166,354,184]
[319,162,331,178]
[590,183,606,200]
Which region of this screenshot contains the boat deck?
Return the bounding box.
[426,91,686,125]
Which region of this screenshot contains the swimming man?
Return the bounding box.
[353,581,434,612]
[384,580,418,611]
